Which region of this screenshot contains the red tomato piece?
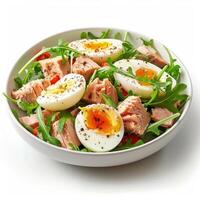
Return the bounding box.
[121,134,140,145]
[101,62,108,67]
[36,52,51,61]
[32,127,39,137]
[121,88,128,97]
[50,74,60,84]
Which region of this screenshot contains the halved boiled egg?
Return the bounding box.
[75,104,124,152]
[68,39,123,64]
[114,59,176,98]
[37,74,86,111]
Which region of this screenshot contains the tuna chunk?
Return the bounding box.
[137,45,167,68]
[72,56,100,81]
[11,79,50,103]
[151,107,174,128]
[19,110,52,128]
[51,119,80,149]
[83,78,118,104]
[118,96,150,136]
[39,56,70,78]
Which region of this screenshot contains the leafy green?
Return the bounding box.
[140,38,159,53]
[101,93,117,108]
[147,83,188,112]
[11,108,19,120]
[114,80,135,101]
[68,144,92,152]
[80,29,111,39]
[14,77,23,89]
[145,113,180,136]
[114,80,125,101]
[14,62,44,89]
[118,41,138,60]
[36,106,60,146]
[88,66,115,84]
[3,93,38,115]
[57,111,74,133]
[69,143,80,151]
[114,139,144,151]
[164,46,181,81]
[144,65,169,106]
[123,32,129,41]
[80,32,88,39]
[114,32,122,40]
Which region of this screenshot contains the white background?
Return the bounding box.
[1,0,200,199]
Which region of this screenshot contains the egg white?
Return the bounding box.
[114,59,177,98]
[75,104,124,152]
[68,39,123,64]
[37,74,86,111]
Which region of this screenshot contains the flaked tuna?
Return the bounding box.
[11,79,50,103]
[51,119,80,149]
[19,110,52,128]
[151,107,174,128]
[137,45,167,68]
[72,56,100,81]
[118,96,150,136]
[83,78,118,104]
[39,56,70,78]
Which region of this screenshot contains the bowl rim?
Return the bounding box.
[5,27,193,156]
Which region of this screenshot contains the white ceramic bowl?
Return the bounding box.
[6,28,192,167]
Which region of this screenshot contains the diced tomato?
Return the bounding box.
[121,88,128,97]
[121,133,140,145]
[118,85,128,97]
[32,127,39,137]
[50,74,60,84]
[36,52,51,61]
[101,62,108,67]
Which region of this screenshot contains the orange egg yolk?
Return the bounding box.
[135,67,157,86]
[83,107,121,135]
[84,41,111,51]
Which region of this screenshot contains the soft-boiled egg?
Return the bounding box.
[37,74,86,111]
[114,59,176,98]
[75,104,124,152]
[68,39,123,64]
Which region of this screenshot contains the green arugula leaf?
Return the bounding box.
[68,143,80,151]
[114,32,122,40]
[89,66,115,84]
[11,108,19,120]
[68,143,92,152]
[117,40,138,60]
[57,111,74,133]
[101,93,117,108]
[3,93,38,115]
[144,86,159,106]
[146,112,180,136]
[99,29,111,39]
[23,62,44,85]
[114,80,126,101]
[81,29,111,39]
[36,106,60,146]
[147,83,189,112]
[14,77,23,89]
[80,32,88,39]
[114,139,144,151]
[140,38,159,54]
[164,46,181,81]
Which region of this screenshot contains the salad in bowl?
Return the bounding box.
[4,28,191,166]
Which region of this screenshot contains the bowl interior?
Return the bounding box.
[6,27,192,155]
